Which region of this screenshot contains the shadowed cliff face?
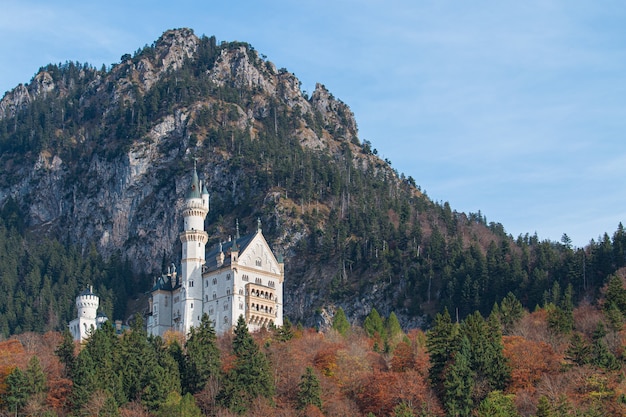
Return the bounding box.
[0,28,499,328]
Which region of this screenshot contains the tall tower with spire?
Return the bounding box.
[146,160,284,337]
[179,161,209,334]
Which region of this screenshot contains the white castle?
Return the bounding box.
[69,286,108,342]
[146,162,285,336]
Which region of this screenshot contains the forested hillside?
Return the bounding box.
[0,28,625,336]
[4,284,626,416]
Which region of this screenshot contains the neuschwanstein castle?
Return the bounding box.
[145,163,285,336]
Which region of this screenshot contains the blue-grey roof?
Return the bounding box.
[205,232,256,270]
[78,287,95,296]
[186,167,201,199]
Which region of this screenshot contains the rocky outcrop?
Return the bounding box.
[0,28,414,328]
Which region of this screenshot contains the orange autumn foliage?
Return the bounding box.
[355,370,442,416]
[0,339,27,399]
[503,335,561,393]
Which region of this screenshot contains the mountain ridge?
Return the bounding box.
[0,28,622,333]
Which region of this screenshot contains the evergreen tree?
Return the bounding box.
[332,307,350,336]
[565,333,591,366]
[363,308,385,338]
[98,394,121,417]
[535,395,552,417]
[386,311,403,341]
[55,327,76,378]
[426,308,460,394]
[443,336,474,417]
[496,292,524,334]
[25,355,47,396]
[157,392,202,417]
[218,315,275,414]
[119,316,159,403]
[275,316,294,342]
[393,401,416,417]
[297,367,322,410]
[183,313,220,394]
[3,367,30,415]
[71,347,98,410]
[476,391,519,417]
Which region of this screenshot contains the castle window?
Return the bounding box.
[212,278,217,285]
[190,303,194,309]
[224,303,229,311]
[242,274,248,282]
[239,288,243,295]
[227,289,231,295]
[205,280,208,287]
[165,296,169,307]
[255,278,262,285]
[213,292,216,299]
[224,317,229,324]
[239,303,243,310]
[174,296,179,303]
[189,281,194,288]
[255,259,262,267]
[227,273,231,280]
[198,242,201,247]
[209,307,214,315]
[269,281,275,288]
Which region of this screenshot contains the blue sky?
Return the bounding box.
[2,1,625,247]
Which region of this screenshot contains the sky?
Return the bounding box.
[1,1,625,248]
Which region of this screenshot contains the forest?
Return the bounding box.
[1,28,626,415]
[3,280,626,416]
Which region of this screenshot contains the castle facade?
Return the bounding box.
[146,164,284,336]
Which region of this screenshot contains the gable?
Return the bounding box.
[239,232,280,274]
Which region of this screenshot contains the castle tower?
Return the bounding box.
[179,161,209,335]
[69,286,107,342]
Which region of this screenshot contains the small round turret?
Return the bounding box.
[76,286,99,320]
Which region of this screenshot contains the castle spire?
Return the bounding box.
[186,158,201,199]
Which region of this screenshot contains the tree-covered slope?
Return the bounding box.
[0,28,625,335]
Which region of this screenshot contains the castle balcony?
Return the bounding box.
[245,283,277,323]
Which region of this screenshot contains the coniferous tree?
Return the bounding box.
[496,292,524,334]
[218,315,275,414]
[443,336,474,417]
[183,313,220,394]
[426,308,460,394]
[71,347,98,411]
[476,391,519,417]
[3,367,30,415]
[297,367,322,410]
[274,316,294,342]
[363,308,385,338]
[386,311,403,341]
[25,355,47,396]
[566,333,591,366]
[332,307,350,336]
[55,327,76,378]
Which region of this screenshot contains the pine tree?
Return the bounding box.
[497,292,524,334]
[3,367,30,415]
[71,348,98,411]
[55,327,76,378]
[443,336,474,417]
[275,316,294,342]
[98,394,121,417]
[25,355,47,395]
[218,315,275,414]
[476,391,519,417]
[183,313,220,394]
[426,308,460,394]
[565,333,591,366]
[297,367,322,410]
[386,311,403,341]
[363,308,385,338]
[332,307,350,336]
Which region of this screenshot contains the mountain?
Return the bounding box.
[1,28,625,334]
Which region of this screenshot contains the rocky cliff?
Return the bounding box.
[0,28,501,328]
